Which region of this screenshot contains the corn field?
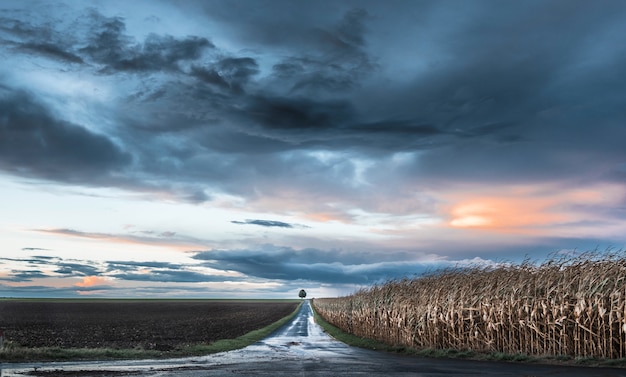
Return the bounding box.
[313,251,626,359]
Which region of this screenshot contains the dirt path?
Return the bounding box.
[3,301,626,376]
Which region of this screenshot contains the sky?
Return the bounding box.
[1,0,625,298]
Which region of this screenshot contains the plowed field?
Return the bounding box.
[0,300,298,351]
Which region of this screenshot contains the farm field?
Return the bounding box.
[0,299,299,359]
[313,252,626,362]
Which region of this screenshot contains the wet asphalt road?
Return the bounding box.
[2,300,626,376]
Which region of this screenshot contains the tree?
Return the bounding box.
[298,289,307,299]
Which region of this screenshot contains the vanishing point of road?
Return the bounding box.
[2,300,626,376]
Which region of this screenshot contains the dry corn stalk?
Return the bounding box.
[313,250,626,359]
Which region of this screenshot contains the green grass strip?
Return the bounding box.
[0,301,302,362]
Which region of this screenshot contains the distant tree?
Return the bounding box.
[298,289,307,299]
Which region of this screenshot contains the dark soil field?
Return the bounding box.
[0,299,298,351]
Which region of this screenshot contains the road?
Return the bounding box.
[2,300,626,376]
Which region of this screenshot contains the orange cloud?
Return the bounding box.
[445,182,626,236]
[303,212,347,223]
[449,197,563,231]
[75,276,109,287]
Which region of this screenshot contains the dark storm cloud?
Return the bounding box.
[231,219,309,229]
[200,3,375,95]
[110,270,231,283]
[243,96,354,131]
[289,9,375,94]
[0,5,451,199]
[0,15,65,43]
[351,121,443,137]
[369,1,626,183]
[79,10,213,73]
[191,57,259,94]
[16,42,84,63]
[84,32,213,73]
[192,245,426,284]
[106,260,241,283]
[0,86,131,183]
[0,12,86,65]
[196,1,366,50]
[1,8,213,73]
[0,2,625,208]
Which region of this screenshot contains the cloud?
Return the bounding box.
[0,256,103,282]
[1,1,626,298]
[0,255,241,287]
[16,42,84,63]
[55,262,101,277]
[192,245,439,284]
[3,3,575,206]
[110,270,231,283]
[79,10,213,73]
[136,230,177,238]
[1,256,56,264]
[34,228,207,250]
[1,270,48,282]
[191,57,259,94]
[199,4,375,95]
[0,86,131,183]
[1,2,624,200]
[0,284,72,297]
[108,260,181,269]
[0,13,83,66]
[230,219,309,229]
[242,95,354,132]
[105,260,243,283]
[75,276,109,287]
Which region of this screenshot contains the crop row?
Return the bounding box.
[313,251,626,359]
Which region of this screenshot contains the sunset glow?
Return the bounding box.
[75,276,109,288]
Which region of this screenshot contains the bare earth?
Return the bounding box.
[0,300,298,351]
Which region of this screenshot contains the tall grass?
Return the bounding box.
[313,250,626,359]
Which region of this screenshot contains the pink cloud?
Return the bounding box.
[442,182,626,237]
[75,276,108,287]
